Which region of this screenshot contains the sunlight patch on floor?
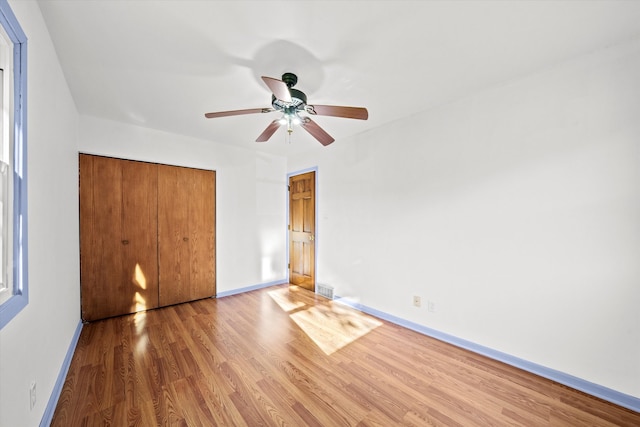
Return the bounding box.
[290,304,382,355]
[267,287,306,312]
[267,285,382,355]
[133,307,147,335]
[132,310,149,354]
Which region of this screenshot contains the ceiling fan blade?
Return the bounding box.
[205,108,273,119]
[301,118,335,146]
[256,120,281,142]
[306,104,368,120]
[261,76,292,103]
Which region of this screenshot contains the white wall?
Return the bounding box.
[0,1,81,426]
[78,115,288,293]
[289,37,640,398]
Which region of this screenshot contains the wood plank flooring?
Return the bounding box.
[52,284,640,426]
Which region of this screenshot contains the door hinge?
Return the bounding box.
[288,224,290,230]
[287,185,290,191]
[288,263,291,269]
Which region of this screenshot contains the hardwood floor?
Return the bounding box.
[52,284,639,426]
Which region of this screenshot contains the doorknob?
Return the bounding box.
[309,235,315,241]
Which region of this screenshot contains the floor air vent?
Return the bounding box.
[316,284,334,299]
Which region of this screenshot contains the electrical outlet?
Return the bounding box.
[29,381,36,410]
[428,300,436,313]
[413,296,421,307]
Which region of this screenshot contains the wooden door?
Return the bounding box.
[289,171,315,291]
[158,165,215,306]
[79,155,159,321]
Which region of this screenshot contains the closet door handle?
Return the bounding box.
[183,237,189,242]
[122,240,129,245]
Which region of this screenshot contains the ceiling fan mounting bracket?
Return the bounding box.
[281,72,298,88]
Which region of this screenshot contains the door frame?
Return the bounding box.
[286,167,319,289]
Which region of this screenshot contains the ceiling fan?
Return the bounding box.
[204,72,368,146]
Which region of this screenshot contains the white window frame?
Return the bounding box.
[0,28,13,305]
[0,0,28,330]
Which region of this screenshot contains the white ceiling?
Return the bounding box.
[38,0,640,157]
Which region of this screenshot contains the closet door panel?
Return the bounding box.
[80,155,123,321]
[158,165,215,306]
[158,165,191,306]
[188,168,216,300]
[121,159,159,313]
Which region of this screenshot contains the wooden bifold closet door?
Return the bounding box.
[79,155,159,321]
[158,164,216,306]
[79,154,216,321]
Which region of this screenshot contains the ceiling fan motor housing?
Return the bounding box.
[271,88,307,112]
[271,72,307,113]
